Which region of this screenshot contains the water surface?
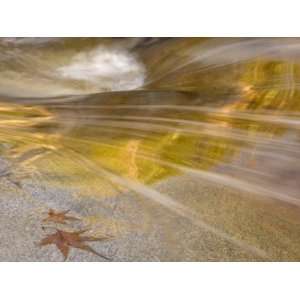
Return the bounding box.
[0,38,300,261]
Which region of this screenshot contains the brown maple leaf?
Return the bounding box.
[43,209,79,224]
[40,229,112,261]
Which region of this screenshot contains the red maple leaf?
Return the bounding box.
[40,229,112,261]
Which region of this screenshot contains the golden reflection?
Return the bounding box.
[1,38,300,261]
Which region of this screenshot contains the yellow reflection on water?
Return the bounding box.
[1,38,300,260]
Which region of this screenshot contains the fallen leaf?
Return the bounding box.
[40,229,111,261]
[43,209,79,224]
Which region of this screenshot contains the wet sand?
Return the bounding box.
[1,168,300,261]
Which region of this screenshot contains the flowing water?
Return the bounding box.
[0,37,300,261]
